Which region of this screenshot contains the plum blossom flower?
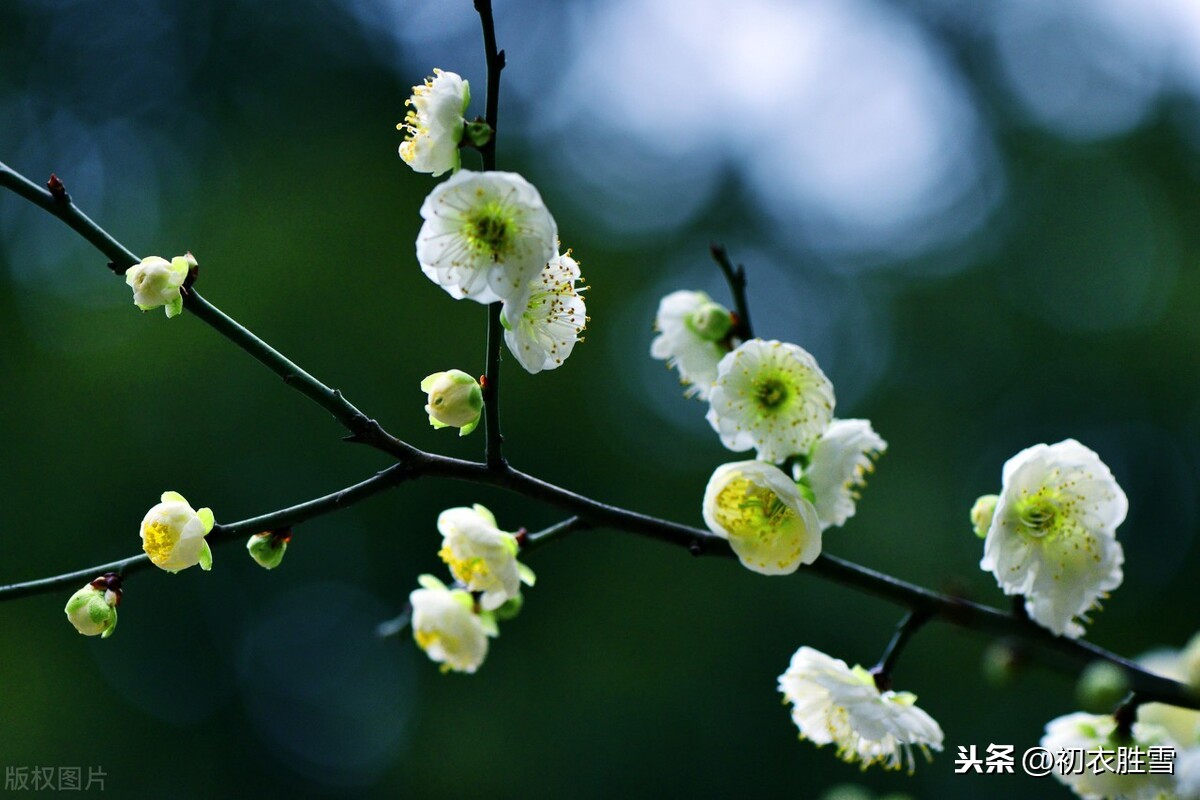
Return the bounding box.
[778,646,944,772]
[437,504,535,612]
[1041,712,1175,800]
[502,250,587,374]
[125,254,194,318]
[801,419,886,531]
[139,491,215,573]
[409,574,497,674]
[397,68,470,177]
[979,440,1126,638]
[416,170,557,306]
[706,339,835,463]
[703,460,821,575]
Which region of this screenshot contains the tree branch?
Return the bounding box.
[710,243,754,340]
[2,158,1196,713]
[474,0,508,469]
[0,161,417,462]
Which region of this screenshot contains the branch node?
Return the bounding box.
[688,538,704,557]
[47,173,70,203]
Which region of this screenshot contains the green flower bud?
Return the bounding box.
[1076,661,1130,713]
[818,786,873,800]
[421,369,483,436]
[246,529,290,570]
[1180,636,1200,697]
[970,494,999,538]
[687,301,733,342]
[491,593,524,621]
[64,576,121,639]
[981,641,1020,687]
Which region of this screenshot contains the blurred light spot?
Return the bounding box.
[991,0,1167,140]
[238,582,415,790]
[540,0,998,264]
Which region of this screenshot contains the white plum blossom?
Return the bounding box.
[778,646,944,772]
[1136,647,1200,751]
[1178,748,1200,799]
[397,68,470,177]
[409,574,497,674]
[650,290,733,400]
[707,339,835,463]
[702,460,822,575]
[801,419,887,531]
[125,254,194,318]
[139,491,215,573]
[437,504,535,611]
[1041,712,1175,800]
[502,250,587,374]
[980,440,1127,638]
[416,170,557,306]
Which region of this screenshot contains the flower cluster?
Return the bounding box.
[651,276,898,767]
[63,492,218,639]
[975,439,1127,638]
[408,504,534,673]
[400,69,587,376]
[651,300,886,574]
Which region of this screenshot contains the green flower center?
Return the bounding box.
[464,203,514,261]
[756,378,789,410]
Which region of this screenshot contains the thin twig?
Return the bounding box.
[709,243,754,340]
[0,162,417,462]
[873,609,934,688]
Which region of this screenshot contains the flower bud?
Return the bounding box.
[981,640,1020,687]
[1182,632,1200,695]
[64,575,122,638]
[1076,661,1130,713]
[246,529,290,570]
[491,592,524,622]
[421,370,483,436]
[688,300,734,342]
[125,255,192,318]
[970,494,998,538]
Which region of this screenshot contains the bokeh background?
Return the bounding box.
[2,0,1199,797]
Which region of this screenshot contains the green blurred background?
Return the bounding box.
[1,0,1199,797]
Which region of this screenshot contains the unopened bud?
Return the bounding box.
[1076,661,1130,713]
[688,301,733,342]
[421,369,483,436]
[247,529,290,570]
[971,494,999,538]
[64,577,121,639]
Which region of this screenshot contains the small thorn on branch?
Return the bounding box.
[497,49,506,70]
[105,260,126,276]
[688,539,704,556]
